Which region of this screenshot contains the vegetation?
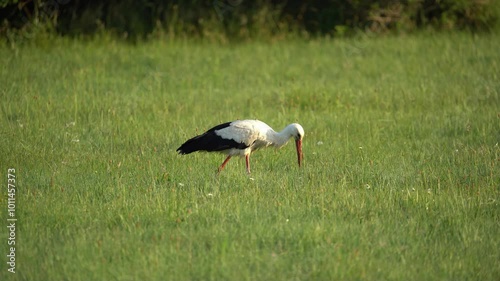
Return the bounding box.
[1,31,499,280]
[1,0,500,42]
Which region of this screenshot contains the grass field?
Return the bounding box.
[1,32,499,280]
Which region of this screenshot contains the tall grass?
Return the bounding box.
[1,32,499,280]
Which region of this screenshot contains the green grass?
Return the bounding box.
[1,32,499,280]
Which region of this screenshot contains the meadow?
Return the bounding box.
[1,32,499,280]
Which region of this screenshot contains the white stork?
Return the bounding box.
[177,120,304,174]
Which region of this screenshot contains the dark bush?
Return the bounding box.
[1,0,499,41]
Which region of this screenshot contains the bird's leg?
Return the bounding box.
[217,155,232,174]
[245,154,251,174]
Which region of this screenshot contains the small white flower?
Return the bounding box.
[178,183,184,187]
[207,193,213,197]
[359,146,363,149]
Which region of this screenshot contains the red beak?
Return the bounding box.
[295,139,303,167]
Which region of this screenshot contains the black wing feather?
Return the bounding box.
[177,122,248,154]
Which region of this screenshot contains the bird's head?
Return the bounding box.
[290,123,304,167]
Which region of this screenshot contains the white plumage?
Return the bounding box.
[177,119,304,174]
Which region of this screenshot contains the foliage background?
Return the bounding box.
[1,0,500,41]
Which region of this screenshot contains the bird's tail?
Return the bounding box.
[176,135,206,154]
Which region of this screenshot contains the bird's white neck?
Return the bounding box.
[268,124,299,148]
